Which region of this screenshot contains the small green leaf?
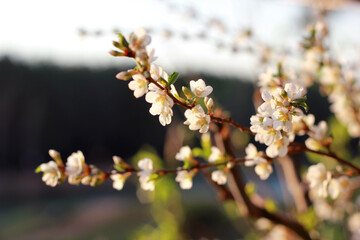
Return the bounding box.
[297,207,317,231]
[118,33,129,49]
[292,101,309,112]
[112,40,121,49]
[183,161,192,169]
[201,133,212,158]
[159,77,168,88]
[168,72,179,86]
[109,50,124,57]
[245,182,256,196]
[35,166,42,173]
[192,147,203,157]
[293,96,307,103]
[182,86,194,99]
[114,164,124,172]
[148,173,160,182]
[264,198,277,213]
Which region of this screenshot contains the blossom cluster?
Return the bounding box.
[301,22,360,137]
[112,28,214,133]
[34,25,360,239]
[174,136,229,189]
[36,149,159,191]
[251,65,308,159]
[36,143,233,192]
[306,163,349,200]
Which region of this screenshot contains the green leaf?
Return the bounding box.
[264,198,277,213]
[296,207,317,231]
[183,160,192,169]
[293,96,307,103]
[201,133,212,158]
[245,182,256,196]
[117,33,129,49]
[192,147,203,157]
[109,50,124,57]
[113,164,124,172]
[167,72,179,86]
[292,101,309,112]
[182,86,194,99]
[159,77,168,88]
[35,166,42,173]
[148,173,160,182]
[112,40,121,49]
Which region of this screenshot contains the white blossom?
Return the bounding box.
[175,146,192,161]
[306,163,328,189]
[313,199,344,222]
[129,27,151,51]
[211,170,227,185]
[145,83,174,126]
[150,64,168,81]
[258,68,280,91]
[272,107,293,132]
[293,113,315,136]
[137,158,155,191]
[305,121,327,151]
[128,74,148,98]
[66,151,85,177]
[284,82,304,101]
[244,143,266,166]
[175,170,194,189]
[189,79,213,98]
[348,212,360,237]
[147,48,158,64]
[255,162,273,180]
[328,176,350,199]
[81,175,91,185]
[38,161,61,187]
[320,65,340,85]
[303,47,322,74]
[184,105,210,133]
[208,146,223,162]
[307,163,332,198]
[265,137,289,158]
[110,173,129,191]
[244,144,273,180]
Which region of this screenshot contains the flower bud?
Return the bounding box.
[116,70,133,81]
[226,162,235,169]
[182,86,193,99]
[81,176,91,185]
[48,149,59,159]
[109,50,124,57]
[113,156,123,165]
[205,97,214,111]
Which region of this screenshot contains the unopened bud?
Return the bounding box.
[81,176,91,185]
[182,86,193,99]
[109,50,124,57]
[113,156,123,164]
[48,149,59,159]
[205,97,214,111]
[112,40,121,49]
[226,162,235,169]
[282,100,290,107]
[116,70,133,81]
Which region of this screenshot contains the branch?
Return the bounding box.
[289,142,360,175]
[218,122,311,240]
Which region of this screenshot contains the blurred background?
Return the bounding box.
[1,0,360,239]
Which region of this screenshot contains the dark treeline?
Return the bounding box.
[0,57,330,170]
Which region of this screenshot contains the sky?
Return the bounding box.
[1,0,360,78]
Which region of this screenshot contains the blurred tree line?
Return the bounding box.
[0,57,260,171]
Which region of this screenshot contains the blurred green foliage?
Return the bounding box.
[129,146,185,240]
